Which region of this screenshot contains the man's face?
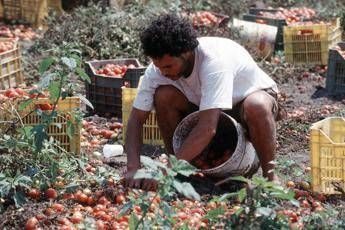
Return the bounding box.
[152,54,190,81]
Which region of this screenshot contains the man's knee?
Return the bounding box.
[242,92,275,124]
[154,85,179,106]
[154,85,190,111]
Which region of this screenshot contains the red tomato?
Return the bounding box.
[45,188,58,200]
[14,88,25,96]
[25,217,39,230]
[52,203,65,212]
[4,88,19,98]
[70,211,83,224]
[28,188,40,200]
[115,194,126,204]
[36,103,53,111]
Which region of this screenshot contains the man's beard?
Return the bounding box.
[179,55,193,79]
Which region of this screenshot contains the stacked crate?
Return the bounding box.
[85,58,145,118]
[326,42,345,94]
[284,18,342,65]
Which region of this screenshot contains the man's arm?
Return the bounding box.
[124,108,150,188]
[175,108,221,161]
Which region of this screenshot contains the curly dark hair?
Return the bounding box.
[140,13,199,58]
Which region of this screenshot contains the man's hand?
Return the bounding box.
[124,170,158,191]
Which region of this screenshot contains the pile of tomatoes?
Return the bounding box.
[256,7,316,25]
[0,87,53,111]
[191,11,223,27]
[0,24,38,41]
[24,182,226,229]
[95,64,136,78]
[81,119,123,150]
[0,40,15,54]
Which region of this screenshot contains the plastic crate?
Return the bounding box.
[85,58,146,117]
[3,0,21,21]
[0,38,23,90]
[242,13,286,51]
[326,42,345,95]
[3,0,47,27]
[310,117,345,194]
[122,88,163,146]
[284,18,342,65]
[0,96,81,154]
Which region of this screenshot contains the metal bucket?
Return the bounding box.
[173,111,260,180]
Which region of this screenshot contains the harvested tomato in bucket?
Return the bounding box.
[173,111,260,180]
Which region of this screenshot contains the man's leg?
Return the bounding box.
[241,90,278,181]
[154,85,195,155]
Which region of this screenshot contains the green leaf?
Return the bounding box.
[65,182,80,193]
[290,199,300,207]
[161,201,173,216]
[61,57,77,70]
[129,213,140,230]
[13,191,28,207]
[67,120,75,139]
[169,155,196,177]
[215,192,240,202]
[75,67,91,83]
[39,57,54,74]
[172,180,200,201]
[140,156,167,171]
[204,207,225,221]
[0,180,11,197]
[134,169,154,180]
[48,81,61,101]
[14,175,32,187]
[119,201,133,216]
[237,188,247,202]
[0,173,6,180]
[76,94,94,110]
[18,99,33,111]
[270,190,295,200]
[228,176,250,184]
[234,207,244,216]
[31,124,49,151]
